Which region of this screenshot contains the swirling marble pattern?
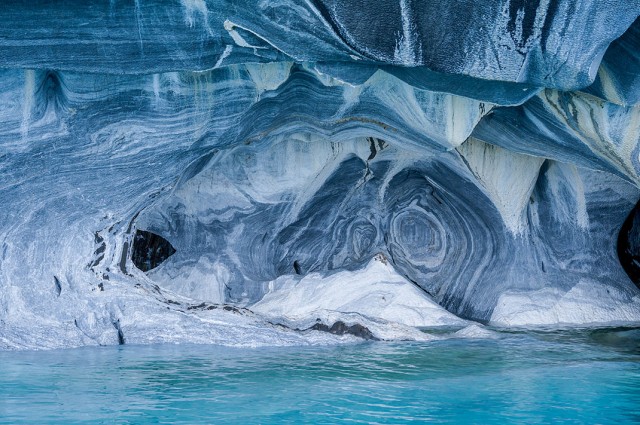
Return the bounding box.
[0,1,639,348]
[584,17,640,106]
[314,0,638,87]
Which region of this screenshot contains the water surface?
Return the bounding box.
[1,327,639,424]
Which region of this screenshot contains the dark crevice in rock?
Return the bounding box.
[113,320,125,345]
[131,229,176,272]
[53,276,61,297]
[293,260,302,274]
[617,201,640,289]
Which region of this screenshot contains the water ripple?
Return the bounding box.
[1,328,639,424]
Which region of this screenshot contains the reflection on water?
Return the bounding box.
[0,327,639,424]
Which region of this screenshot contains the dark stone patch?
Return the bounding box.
[223,305,241,313]
[185,302,245,313]
[94,243,106,256]
[88,232,106,268]
[186,302,218,311]
[367,137,377,160]
[131,229,176,272]
[307,320,379,340]
[267,321,290,330]
[119,241,129,274]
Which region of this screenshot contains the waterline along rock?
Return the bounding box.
[0,1,639,349]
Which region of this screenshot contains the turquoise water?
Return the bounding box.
[1,328,639,424]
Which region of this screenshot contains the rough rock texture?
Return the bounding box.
[0,1,639,349]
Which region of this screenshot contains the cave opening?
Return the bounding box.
[617,200,640,289]
[131,229,176,272]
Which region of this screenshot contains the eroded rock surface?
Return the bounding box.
[0,1,639,349]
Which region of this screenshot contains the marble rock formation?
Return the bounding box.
[0,1,639,349]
